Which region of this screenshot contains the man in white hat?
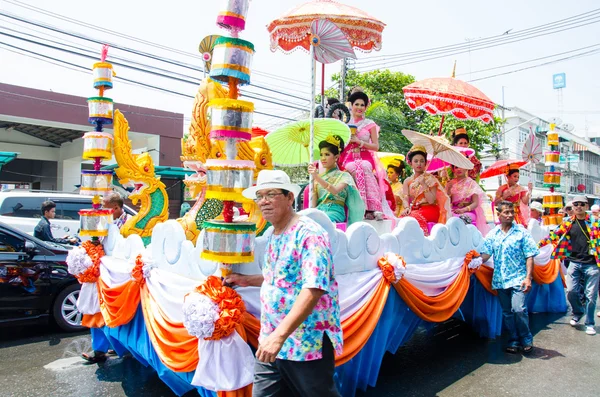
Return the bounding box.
[226,170,342,396]
[540,195,600,335]
[530,201,544,223]
[591,204,600,221]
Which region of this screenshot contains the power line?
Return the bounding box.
[3,0,310,87]
[354,8,600,64]
[0,30,310,112]
[0,11,311,104]
[354,15,600,71]
[0,43,298,122]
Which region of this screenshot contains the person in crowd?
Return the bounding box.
[480,200,539,354]
[564,202,574,219]
[452,128,482,180]
[226,170,342,396]
[387,160,405,217]
[539,195,600,335]
[102,192,129,228]
[591,204,600,221]
[34,201,77,245]
[445,164,489,234]
[338,90,388,220]
[494,165,532,226]
[307,135,364,225]
[401,145,450,235]
[530,201,544,223]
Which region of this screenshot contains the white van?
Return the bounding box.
[0,191,136,239]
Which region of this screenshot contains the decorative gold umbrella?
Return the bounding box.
[402,130,474,170]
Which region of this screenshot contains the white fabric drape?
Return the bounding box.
[337,268,382,321]
[534,244,553,266]
[145,268,205,323]
[192,331,255,391]
[404,257,465,296]
[77,282,100,315]
[100,256,134,287]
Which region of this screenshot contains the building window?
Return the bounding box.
[518,127,529,144]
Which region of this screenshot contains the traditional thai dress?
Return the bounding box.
[391,181,404,217]
[496,184,530,226]
[446,176,490,235]
[338,118,386,213]
[304,167,365,225]
[403,172,451,235]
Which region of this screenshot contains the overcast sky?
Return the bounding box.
[1,0,598,135]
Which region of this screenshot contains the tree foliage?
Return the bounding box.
[326,69,501,158]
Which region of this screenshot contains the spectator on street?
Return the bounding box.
[480,200,539,354]
[540,195,600,335]
[530,201,544,223]
[564,202,574,219]
[226,170,343,396]
[591,204,600,221]
[34,201,77,245]
[102,192,129,228]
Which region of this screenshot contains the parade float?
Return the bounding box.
[67,1,568,396]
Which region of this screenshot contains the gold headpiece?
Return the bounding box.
[325,135,341,150]
[453,127,468,137]
[389,158,403,168]
[505,163,521,175]
[408,145,427,154]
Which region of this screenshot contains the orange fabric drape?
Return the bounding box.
[218,388,253,397]
[336,278,390,366]
[241,312,260,349]
[393,263,471,323]
[140,284,199,373]
[474,265,497,295]
[97,278,141,327]
[532,259,561,285]
[82,312,105,328]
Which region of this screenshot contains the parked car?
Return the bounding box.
[0,221,83,332]
[0,191,136,239]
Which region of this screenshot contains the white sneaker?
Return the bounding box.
[570,317,580,326]
[586,326,597,335]
[597,311,600,318]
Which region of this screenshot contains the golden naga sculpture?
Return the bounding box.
[177,78,274,242]
[113,109,169,245]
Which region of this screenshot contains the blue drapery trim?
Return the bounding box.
[101,307,216,397]
[460,276,503,338]
[527,276,568,313]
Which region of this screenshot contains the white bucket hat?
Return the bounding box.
[530,201,543,213]
[242,169,301,200]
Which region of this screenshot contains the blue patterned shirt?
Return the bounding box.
[260,217,343,361]
[481,222,539,290]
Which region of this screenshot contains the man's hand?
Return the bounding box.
[224,273,263,288]
[520,278,532,294]
[256,333,286,363]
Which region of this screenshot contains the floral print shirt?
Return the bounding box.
[259,216,343,361]
[481,222,539,290]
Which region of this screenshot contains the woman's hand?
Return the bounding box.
[349,135,360,145]
[307,164,318,175]
[401,208,410,216]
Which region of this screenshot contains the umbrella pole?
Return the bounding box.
[321,63,326,109]
[309,45,316,207]
[438,115,446,136]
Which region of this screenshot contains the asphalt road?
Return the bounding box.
[1,312,599,397]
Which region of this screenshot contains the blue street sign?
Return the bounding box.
[553,73,566,89]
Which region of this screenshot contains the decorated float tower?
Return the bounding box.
[79,46,115,237]
[201,0,257,276]
[542,123,563,227]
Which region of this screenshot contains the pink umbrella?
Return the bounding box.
[427,147,475,172]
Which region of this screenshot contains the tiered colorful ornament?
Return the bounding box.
[201,0,256,276]
[542,123,563,227]
[79,45,115,237]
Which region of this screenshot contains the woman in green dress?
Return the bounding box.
[307,135,365,225]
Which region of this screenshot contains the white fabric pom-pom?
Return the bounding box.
[66,247,93,276]
[384,252,406,282]
[468,257,483,270]
[141,251,155,280]
[183,292,220,339]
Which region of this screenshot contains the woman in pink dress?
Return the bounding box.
[338,91,387,220]
[452,128,482,181]
[494,165,532,226]
[446,165,490,235]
